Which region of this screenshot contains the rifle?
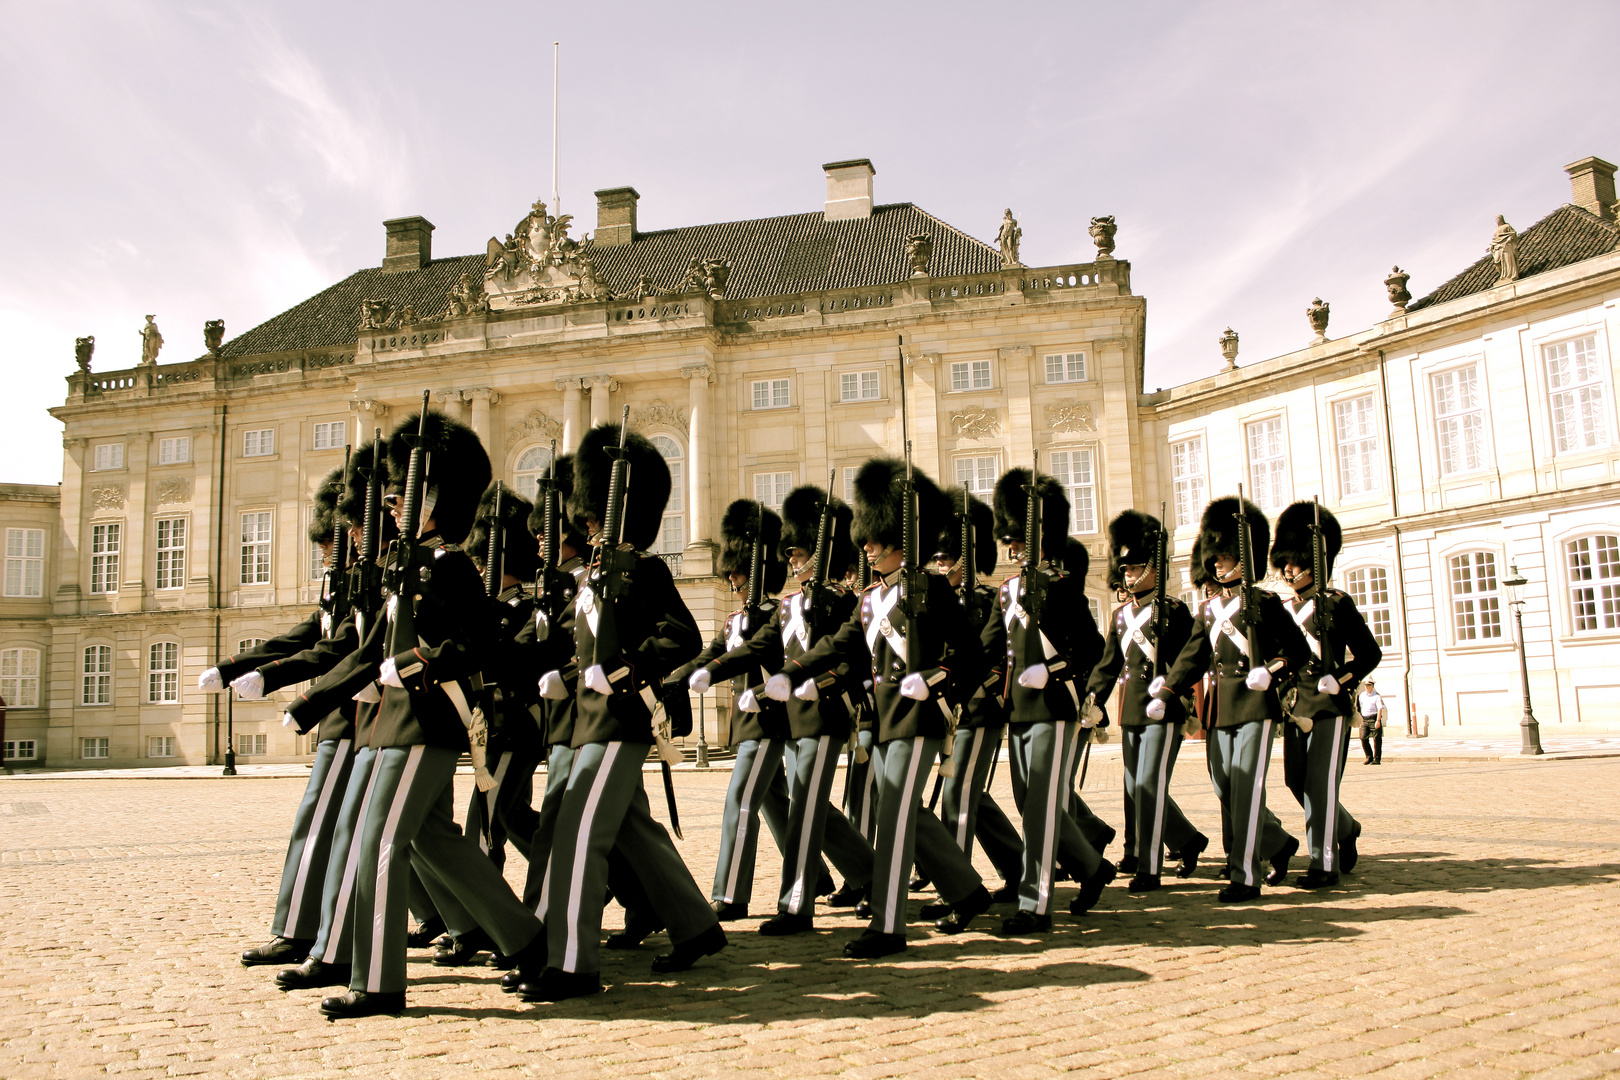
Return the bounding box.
[483,482,505,599]
[587,407,636,671]
[383,391,432,664]
[805,468,838,638]
[857,548,872,590]
[1017,452,1047,672]
[321,445,352,635]
[1234,483,1271,683]
[959,486,981,624]
[1311,496,1333,683]
[1153,501,1169,680]
[475,481,506,847]
[743,500,765,632]
[348,429,385,634]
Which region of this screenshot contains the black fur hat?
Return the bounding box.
[569,422,671,552]
[1270,500,1342,581]
[337,440,400,547]
[1197,496,1268,583]
[526,453,589,556]
[467,483,539,583]
[1058,537,1091,585]
[308,467,344,545]
[850,458,951,556]
[778,485,855,581]
[1188,535,1211,590]
[1107,509,1166,587]
[718,499,787,594]
[934,487,997,573]
[385,410,491,545]
[993,468,1071,560]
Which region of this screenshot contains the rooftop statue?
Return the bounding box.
[139,315,163,366]
[997,209,1023,269]
[1490,215,1520,283]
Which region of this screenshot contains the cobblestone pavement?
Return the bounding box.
[2,754,1617,1079]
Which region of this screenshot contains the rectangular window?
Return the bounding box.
[842,466,858,503]
[0,647,39,707]
[147,642,180,703]
[1044,352,1087,384]
[1344,567,1395,649]
[753,471,793,510]
[155,517,186,590]
[240,512,272,585]
[948,360,992,392]
[954,455,1000,495]
[839,371,881,401]
[1170,438,1206,528]
[1048,448,1098,534]
[1449,552,1502,642]
[157,436,190,464]
[1433,365,1485,475]
[309,540,325,581]
[3,739,37,761]
[147,736,176,758]
[1334,395,1382,497]
[1546,335,1610,453]
[81,737,109,760]
[4,527,44,598]
[1245,417,1290,511]
[242,428,276,457]
[92,443,124,471]
[751,379,791,410]
[90,523,120,594]
[1566,534,1620,633]
[311,421,345,450]
[236,733,268,756]
[81,644,112,705]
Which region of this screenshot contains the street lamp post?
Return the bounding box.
[223,692,238,776]
[695,692,709,769]
[1501,561,1544,757]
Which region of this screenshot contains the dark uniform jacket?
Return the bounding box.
[484,584,543,756]
[783,568,980,744]
[215,611,323,683]
[997,565,1104,725]
[956,580,1007,730]
[514,556,585,748]
[1159,586,1310,728]
[1085,589,1195,726]
[260,612,363,743]
[672,599,787,743]
[1281,585,1383,721]
[571,550,702,747]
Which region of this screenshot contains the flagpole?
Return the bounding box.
[552,41,560,216]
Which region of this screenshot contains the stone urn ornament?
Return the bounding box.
[203,319,225,357]
[1306,297,1331,344]
[1089,215,1117,259]
[1384,266,1411,314]
[1219,327,1239,369]
[75,335,95,374]
[906,234,933,277]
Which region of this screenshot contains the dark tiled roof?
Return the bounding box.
[220,203,999,360]
[1407,204,1620,313]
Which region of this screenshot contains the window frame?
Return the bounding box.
[1043,351,1088,385]
[1342,565,1396,651]
[4,527,44,598]
[81,643,113,706]
[89,522,121,595]
[147,735,177,758]
[154,516,187,591]
[80,737,109,760]
[752,470,793,510]
[838,369,882,403]
[648,434,686,556]
[1431,362,1488,478]
[1564,533,1620,635]
[311,421,346,452]
[242,428,276,458]
[750,378,792,411]
[1047,445,1099,535]
[92,443,125,471]
[1332,392,1383,499]
[1542,333,1613,456]
[236,732,268,757]
[146,641,181,704]
[157,436,190,465]
[512,443,556,503]
[947,359,993,393]
[0,646,40,708]
[953,454,1001,497]
[240,511,272,586]
[3,739,37,761]
[1244,414,1291,512]
[1447,550,1504,645]
[1169,436,1207,529]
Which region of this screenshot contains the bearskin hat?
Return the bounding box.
[1058,537,1091,584]
[526,453,588,556]
[337,439,400,547]
[1107,509,1167,589]
[568,422,671,552]
[850,458,952,557]
[933,487,998,573]
[778,485,855,581]
[385,410,491,545]
[1197,496,1268,583]
[993,468,1071,561]
[1188,535,1211,590]
[466,483,539,583]
[307,467,345,545]
[1270,500,1342,581]
[718,499,787,593]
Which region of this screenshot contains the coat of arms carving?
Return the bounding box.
[482,198,615,310]
[1048,402,1097,432]
[950,409,1001,440]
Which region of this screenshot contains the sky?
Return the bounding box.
[2,0,1617,485]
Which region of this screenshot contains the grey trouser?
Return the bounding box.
[524,743,577,910]
[1008,720,1100,915]
[869,736,962,935]
[350,746,542,994]
[713,738,787,906]
[938,725,1024,885]
[272,736,355,941]
[1121,724,1200,875]
[780,735,875,913]
[463,742,544,871]
[1008,728,1109,869]
[543,741,715,974]
[1207,720,1279,887]
[844,729,879,843]
[311,745,377,965]
[1304,712,1358,873]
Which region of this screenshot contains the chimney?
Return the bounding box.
[1565,156,1617,221]
[823,158,875,221]
[382,216,434,272]
[594,187,639,247]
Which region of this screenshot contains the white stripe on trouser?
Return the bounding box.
[721,740,773,903]
[1036,722,1071,915]
[785,736,831,913]
[535,745,573,916]
[367,745,425,992]
[285,738,351,933]
[480,752,513,855]
[881,739,926,933]
[1324,715,1343,872]
[954,729,986,850]
[1149,729,1173,875]
[860,753,877,836]
[323,754,380,964]
[563,743,620,973]
[1239,721,1274,887]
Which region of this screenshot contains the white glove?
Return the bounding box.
[1317,674,1341,696]
[1082,702,1104,729]
[1018,663,1049,690]
[738,688,762,713]
[900,673,929,700]
[764,673,793,701]
[231,670,266,700]
[538,671,567,700]
[794,680,820,701]
[1147,675,1166,698]
[687,669,712,693]
[199,667,224,692]
[1145,697,1167,720]
[583,664,612,695]
[379,657,404,689]
[1245,666,1272,692]
[282,712,296,729]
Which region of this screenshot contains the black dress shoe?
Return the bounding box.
[1127,873,1161,894]
[651,924,727,973]
[854,899,873,920]
[1117,853,1140,875]
[1217,864,1232,881]
[908,873,931,892]
[990,881,1019,903]
[1341,822,1361,874]
[709,900,748,921]
[241,937,313,967]
[606,909,665,950]
[1176,833,1210,879]
[404,915,446,949]
[433,927,494,966]
[519,967,601,1003]
[998,910,1052,935]
[934,885,992,935]
[843,930,906,958]
[487,950,518,970]
[1264,836,1300,887]
[1069,859,1117,916]
[759,912,814,936]
[500,968,525,993]
[320,990,404,1019]
[919,900,954,920]
[825,882,865,907]
[276,958,350,991]
[1293,868,1340,889]
[1217,883,1262,903]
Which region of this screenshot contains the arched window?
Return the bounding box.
[1566,534,1619,632]
[1,647,40,708]
[1448,552,1502,642]
[513,445,555,502]
[649,435,684,567]
[1343,567,1395,648]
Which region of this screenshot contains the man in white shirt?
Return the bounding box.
[1357,682,1384,765]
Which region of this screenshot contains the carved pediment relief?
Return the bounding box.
[506,409,563,449]
[631,399,688,435]
[950,409,1002,441]
[155,478,192,505]
[1047,402,1097,433]
[91,486,124,510]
